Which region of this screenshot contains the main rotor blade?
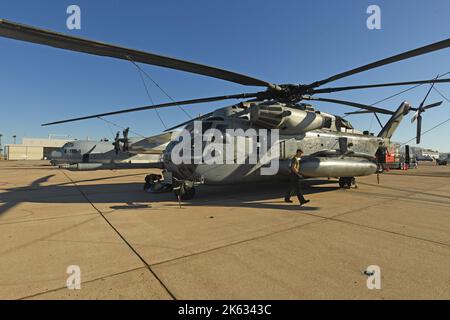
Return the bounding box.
[85,145,97,155]
[312,78,450,94]
[0,19,274,88]
[345,110,394,115]
[163,112,214,132]
[163,104,253,132]
[41,92,259,126]
[418,76,439,109]
[303,96,395,115]
[309,38,450,88]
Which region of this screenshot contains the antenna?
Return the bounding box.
[48,134,71,139]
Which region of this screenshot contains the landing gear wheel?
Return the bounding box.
[339,177,357,189]
[183,187,196,200]
[173,180,196,200]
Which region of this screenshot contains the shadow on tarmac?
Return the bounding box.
[0,172,339,215]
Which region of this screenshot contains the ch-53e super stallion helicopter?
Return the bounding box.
[0,19,449,199]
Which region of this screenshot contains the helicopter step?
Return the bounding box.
[173,180,196,200]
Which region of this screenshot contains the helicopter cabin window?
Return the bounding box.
[69,149,80,154]
[335,117,354,132]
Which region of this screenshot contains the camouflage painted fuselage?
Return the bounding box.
[163,103,385,184]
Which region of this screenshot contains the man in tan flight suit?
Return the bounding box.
[284,149,310,206]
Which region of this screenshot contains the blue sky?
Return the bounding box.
[0,0,449,151]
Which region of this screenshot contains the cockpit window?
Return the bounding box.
[323,117,332,129]
[205,117,224,122]
[201,122,214,133]
[215,124,228,133]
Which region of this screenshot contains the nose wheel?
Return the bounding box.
[173,180,196,200]
[339,177,357,189]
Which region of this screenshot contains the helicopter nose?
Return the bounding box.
[51,150,62,159]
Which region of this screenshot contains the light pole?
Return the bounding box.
[12,135,16,144]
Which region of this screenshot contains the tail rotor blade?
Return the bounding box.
[114,131,121,154]
[416,114,422,144]
[411,110,420,123]
[422,101,443,110]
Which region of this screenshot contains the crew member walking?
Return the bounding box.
[284,149,310,206]
[375,142,387,173]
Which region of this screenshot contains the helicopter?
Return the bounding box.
[49,128,175,168]
[0,19,449,199]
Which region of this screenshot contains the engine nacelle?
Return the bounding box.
[249,103,330,133]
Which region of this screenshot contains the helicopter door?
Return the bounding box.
[280,139,298,160]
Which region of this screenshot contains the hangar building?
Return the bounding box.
[5,137,72,160]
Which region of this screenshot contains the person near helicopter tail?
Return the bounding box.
[284,149,310,206]
[375,142,387,173]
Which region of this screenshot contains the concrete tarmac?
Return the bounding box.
[0,160,449,299]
